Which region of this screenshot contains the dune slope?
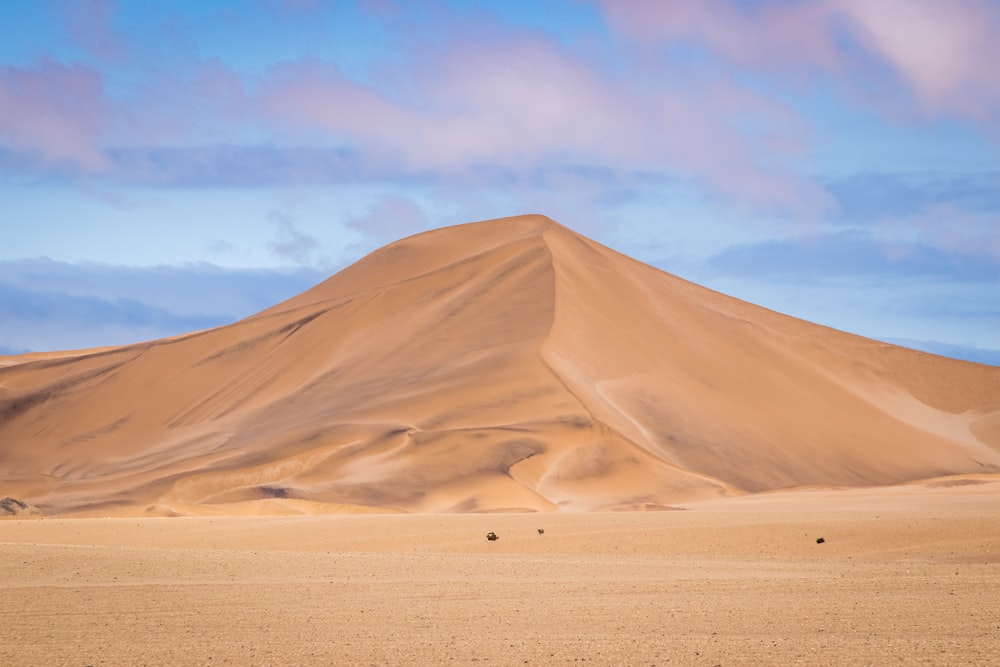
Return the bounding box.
[1,214,998,514]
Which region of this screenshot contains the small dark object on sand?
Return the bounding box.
[816,537,825,544]
[0,497,42,516]
[486,532,499,541]
[538,528,545,534]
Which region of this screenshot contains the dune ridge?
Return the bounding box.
[1,214,998,515]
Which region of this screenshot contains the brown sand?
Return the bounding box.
[2,214,999,662]
[2,215,999,516]
[2,481,999,666]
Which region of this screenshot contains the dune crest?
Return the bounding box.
[1,214,998,515]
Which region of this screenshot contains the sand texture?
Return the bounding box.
[2,485,999,665]
[2,214,999,515]
[3,214,1000,665]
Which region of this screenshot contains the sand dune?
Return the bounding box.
[1,214,998,515]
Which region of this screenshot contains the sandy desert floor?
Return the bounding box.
[2,481,999,666]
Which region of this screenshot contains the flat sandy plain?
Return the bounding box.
[3,480,999,666]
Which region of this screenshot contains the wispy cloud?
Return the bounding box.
[837,0,1000,121]
[594,0,842,73]
[61,0,126,62]
[594,0,1000,124]
[108,145,368,187]
[5,0,996,222]
[255,28,831,216]
[0,61,109,171]
[2,0,996,363]
[346,194,427,241]
[708,231,1000,282]
[0,3,829,216]
[267,211,325,265]
[827,171,1000,220]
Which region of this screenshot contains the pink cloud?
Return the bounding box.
[268,210,321,264]
[347,194,427,239]
[259,60,407,151]
[0,3,843,217]
[889,202,1000,261]
[0,61,109,171]
[259,38,626,169]
[403,34,627,165]
[111,60,252,147]
[835,0,1000,120]
[357,0,403,16]
[593,0,1000,123]
[21,0,995,227]
[594,0,842,74]
[62,0,126,61]
[0,58,253,173]
[257,29,831,216]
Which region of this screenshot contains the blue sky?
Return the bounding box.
[1,0,998,364]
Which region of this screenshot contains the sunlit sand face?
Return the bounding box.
[1,216,998,517]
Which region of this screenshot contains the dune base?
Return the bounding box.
[2,484,999,666]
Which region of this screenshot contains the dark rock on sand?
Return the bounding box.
[0,497,42,516]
